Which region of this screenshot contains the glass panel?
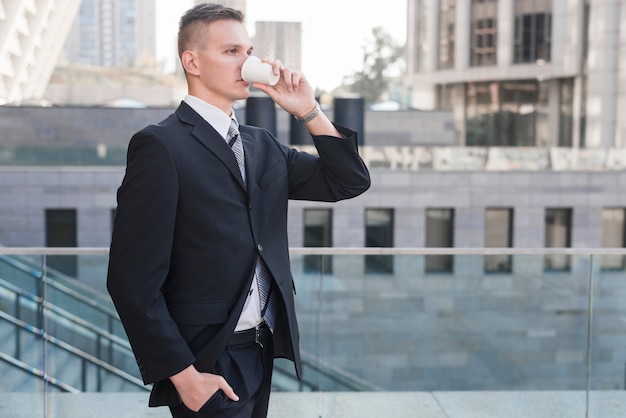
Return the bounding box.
[466,80,555,147]
[545,209,572,271]
[513,0,553,63]
[601,209,626,270]
[304,209,333,274]
[45,209,77,277]
[365,209,394,274]
[485,208,513,272]
[588,253,626,417]
[40,253,146,415]
[310,253,591,395]
[426,209,454,272]
[3,248,625,417]
[0,253,46,411]
[470,0,498,67]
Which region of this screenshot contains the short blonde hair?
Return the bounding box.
[177,3,245,58]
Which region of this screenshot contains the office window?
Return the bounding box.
[45,209,77,277]
[544,208,571,271]
[513,0,552,63]
[470,0,498,67]
[303,209,333,274]
[601,208,626,270]
[426,208,454,273]
[365,209,394,274]
[437,84,455,110]
[485,208,513,272]
[466,80,549,147]
[438,0,456,70]
[559,79,574,147]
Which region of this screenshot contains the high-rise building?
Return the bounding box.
[0,0,82,104]
[405,0,625,149]
[253,21,302,71]
[64,0,156,68]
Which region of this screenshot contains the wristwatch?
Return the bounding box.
[296,101,321,123]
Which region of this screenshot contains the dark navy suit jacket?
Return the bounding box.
[106,101,370,406]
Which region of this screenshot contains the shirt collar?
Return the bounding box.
[183,94,238,140]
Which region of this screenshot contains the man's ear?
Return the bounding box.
[181,50,200,76]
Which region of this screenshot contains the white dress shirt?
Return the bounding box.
[183,95,263,332]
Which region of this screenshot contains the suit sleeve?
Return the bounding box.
[285,124,371,201]
[107,130,195,385]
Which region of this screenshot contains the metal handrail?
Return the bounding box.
[0,254,117,316]
[0,277,132,351]
[0,310,147,392]
[0,352,80,393]
[2,247,626,256]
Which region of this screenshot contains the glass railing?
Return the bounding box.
[0,247,625,417]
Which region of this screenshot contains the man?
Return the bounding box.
[107,3,370,417]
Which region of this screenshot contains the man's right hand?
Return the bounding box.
[170,364,239,412]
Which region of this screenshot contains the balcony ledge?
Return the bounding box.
[1,391,625,418]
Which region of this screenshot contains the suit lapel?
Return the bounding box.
[175,102,246,191]
[241,130,257,198]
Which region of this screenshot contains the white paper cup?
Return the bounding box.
[241,56,279,86]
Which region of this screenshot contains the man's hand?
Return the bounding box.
[253,59,342,137]
[170,365,239,412]
[252,59,315,117]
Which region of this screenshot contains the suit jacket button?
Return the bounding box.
[257,244,263,252]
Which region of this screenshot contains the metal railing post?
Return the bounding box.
[14,294,21,359]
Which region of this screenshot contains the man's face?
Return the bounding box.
[190,19,253,111]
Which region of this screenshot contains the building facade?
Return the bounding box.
[405,0,626,150]
[63,0,156,68]
[253,21,303,71]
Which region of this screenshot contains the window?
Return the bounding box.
[437,84,455,110]
[426,208,454,273]
[45,209,77,277]
[365,209,394,274]
[544,208,572,271]
[470,0,498,66]
[438,0,456,70]
[303,209,333,274]
[466,80,549,147]
[513,0,552,63]
[559,79,575,147]
[601,208,626,270]
[485,208,513,272]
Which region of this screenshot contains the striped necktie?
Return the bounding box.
[227,119,246,188]
[256,256,276,331]
[227,119,276,330]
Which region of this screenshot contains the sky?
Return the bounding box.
[155,0,407,91]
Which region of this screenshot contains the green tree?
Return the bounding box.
[341,26,405,104]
